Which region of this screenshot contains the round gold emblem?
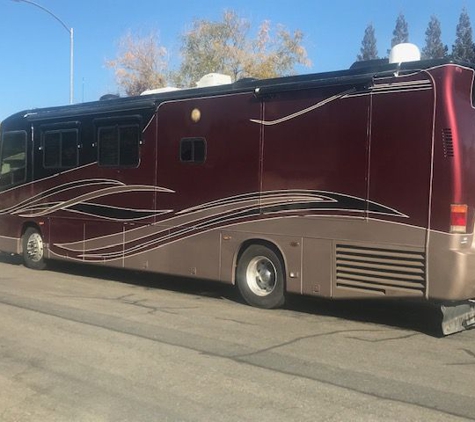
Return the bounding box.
[191,108,201,123]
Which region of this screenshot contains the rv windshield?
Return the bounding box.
[0,131,27,190]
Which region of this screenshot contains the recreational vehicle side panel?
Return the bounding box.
[335,72,435,299]
[428,65,475,301]
[148,92,262,280]
[259,84,370,297]
[44,111,158,264]
[0,116,34,253]
[369,73,434,234]
[429,65,475,232]
[260,85,369,207]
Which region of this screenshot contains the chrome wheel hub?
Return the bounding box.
[26,233,44,263]
[246,256,277,296]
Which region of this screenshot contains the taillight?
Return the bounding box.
[450,204,468,233]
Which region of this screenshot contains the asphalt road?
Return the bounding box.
[0,255,474,422]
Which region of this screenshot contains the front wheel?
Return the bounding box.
[236,244,285,309]
[22,227,46,270]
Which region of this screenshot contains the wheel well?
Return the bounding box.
[21,222,42,237]
[235,239,287,284]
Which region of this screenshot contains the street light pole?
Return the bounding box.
[12,0,74,104]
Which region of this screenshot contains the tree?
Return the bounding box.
[357,23,378,61]
[391,13,409,47]
[452,8,475,63]
[106,31,168,96]
[174,10,310,87]
[422,16,448,59]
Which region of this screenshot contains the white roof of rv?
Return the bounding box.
[389,43,421,64]
[141,87,181,96]
[196,73,232,88]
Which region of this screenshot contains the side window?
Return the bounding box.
[98,126,118,166]
[98,124,140,167]
[180,137,206,163]
[0,131,27,188]
[43,129,79,169]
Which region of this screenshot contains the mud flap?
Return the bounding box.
[441,300,475,335]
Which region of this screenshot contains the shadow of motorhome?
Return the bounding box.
[0,253,445,337]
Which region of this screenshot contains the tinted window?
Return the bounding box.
[0,131,27,188]
[180,138,206,163]
[98,126,118,166]
[119,126,139,166]
[43,129,78,169]
[98,124,140,167]
[62,131,79,167]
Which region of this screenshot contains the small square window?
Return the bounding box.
[180,138,206,164]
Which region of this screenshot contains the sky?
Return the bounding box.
[0,0,474,121]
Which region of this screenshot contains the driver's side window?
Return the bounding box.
[0,131,27,189]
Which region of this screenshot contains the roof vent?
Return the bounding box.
[389,43,421,64]
[99,94,120,101]
[196,73,232,88]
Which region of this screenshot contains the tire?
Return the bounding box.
[22,227,46,270]
[236,244,285,309]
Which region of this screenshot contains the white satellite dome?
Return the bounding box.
[389,43,421,64]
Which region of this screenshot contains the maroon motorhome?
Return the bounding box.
[1,48,474,334]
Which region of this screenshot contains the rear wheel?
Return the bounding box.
[236,244,285,309]
[22,227,46,270]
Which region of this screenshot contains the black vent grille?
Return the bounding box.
[442,128,454,158]
[335,244,426,296]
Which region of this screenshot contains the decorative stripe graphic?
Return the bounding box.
[52,189,407,262]
[251,79,433,126]
[179,190,406,217]
[249,92,348,126]
[1,179,174,221]
[65,203,172,221]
